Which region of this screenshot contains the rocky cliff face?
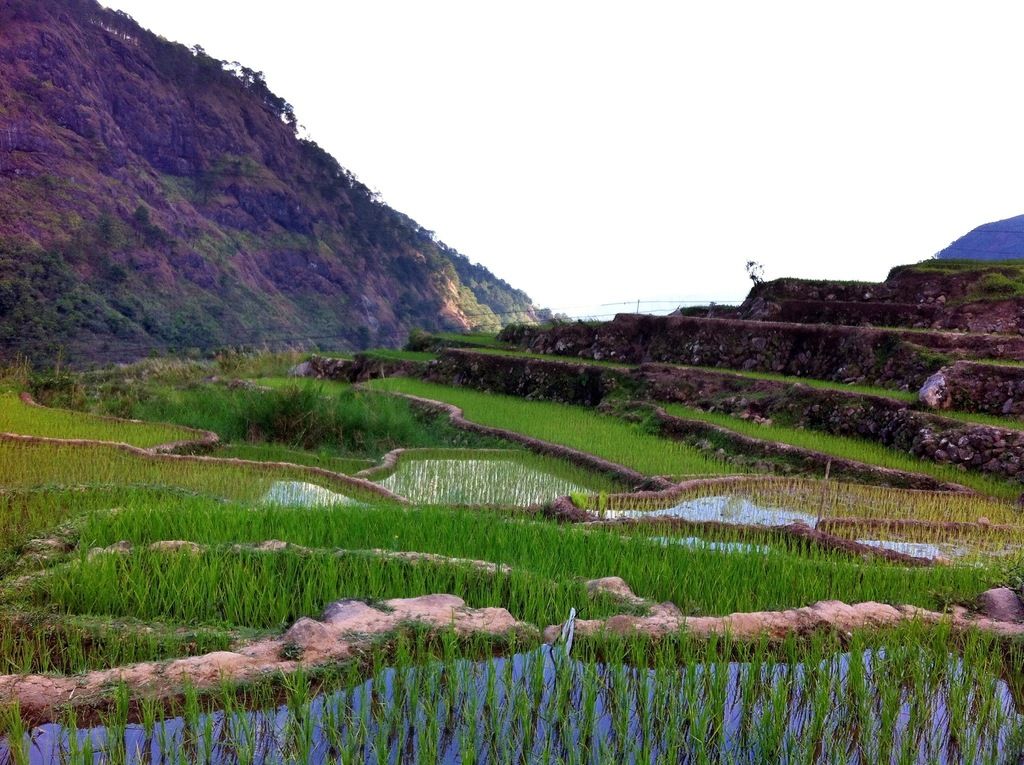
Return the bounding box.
[0,0,540,364]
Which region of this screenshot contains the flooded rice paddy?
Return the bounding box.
[377,451,611,506]
[603,495,819,527]
[3,644,1019,764]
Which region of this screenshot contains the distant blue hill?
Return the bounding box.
[935,214,1024,260]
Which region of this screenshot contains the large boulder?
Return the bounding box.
[977,587,1024,623]
[919,370,952,409]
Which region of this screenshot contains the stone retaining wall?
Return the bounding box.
[921,361,1024,419]
[740,270,1024,334]
[430,349,1024,484]
[499,314,946,388]
[304,354,427,382]
[426,350,631,405]
[504,315,1024,386]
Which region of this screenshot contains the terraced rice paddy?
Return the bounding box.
[3,628,1022,764]
[216,444,374,475]
[375,449,621,505]
[0,440,376,504]
[0,393,195,448]
[65,502,1000,616]
[5,350,1024,763]
[662,403,1023,499]
[363,378,733,478]
[594,476,1022,524]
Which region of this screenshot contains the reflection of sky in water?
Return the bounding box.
[262,481,364,508]
[856,539,960,560]
[604,495,818,527]
[379,458,587,505]
[649,536,771,554]
[4,648,1018,764]
[856,538,1024,561]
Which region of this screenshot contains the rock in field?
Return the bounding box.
[919,371,952,409]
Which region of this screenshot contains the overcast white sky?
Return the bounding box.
[102,1,1024,317]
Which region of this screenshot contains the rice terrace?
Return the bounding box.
[6,261,1024,763]
[7,1,1024,762]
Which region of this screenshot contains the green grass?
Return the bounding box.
[0,392,193,448]
[941,408,1024,431]
[363,378,733,479]
[215,443,375,474]
[429,331,506,348]
[254,376,351,393]
[78,502,1005,616]
[129,382,512,458]
[661,403,1024,500]
[361,349,438,363]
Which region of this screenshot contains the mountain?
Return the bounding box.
[0,0,542,365]
[934,213,1024,261]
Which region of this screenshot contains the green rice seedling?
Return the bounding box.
[0,440,383,504]
[821,521,1024,563]
[0,619,234,675]
[78,501,1004,616]
[26,547,635,629]
[456,346,633,370]
[364,378,735,478]
[0,704,27,765]
[941,409,1024,432]
[596,474,1023,525]
[0,392,194,447]
[662,402,1023,499]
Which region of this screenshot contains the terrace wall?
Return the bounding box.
[306,354,426,382]
[499,314,948,388]
[427,350,631,406]
[432,350,1024,483]
[924,361,1024,418]
[739,270,1024,334]
[501,315,1024,388]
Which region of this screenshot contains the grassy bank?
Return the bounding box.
[364,379,733,479]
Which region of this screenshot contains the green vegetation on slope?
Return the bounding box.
[364,378,733,478]
[662,403,1023,500]
[130,382,511,458]
[0,440,381,504]
[214,443,375,475]
[27,548,630,630]
[77,502,1003,617]
[0,392,194,448]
